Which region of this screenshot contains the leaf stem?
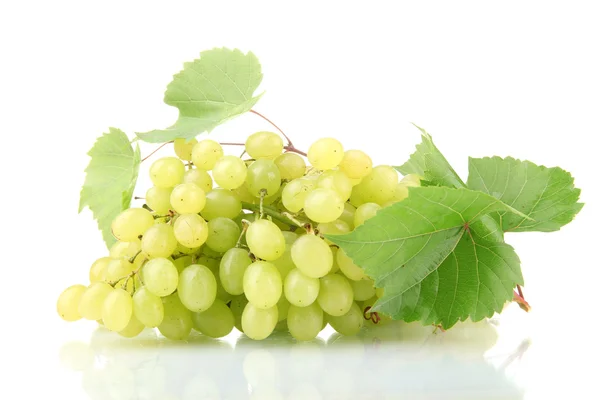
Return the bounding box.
[141,141,173,162]
[513,290,531,312]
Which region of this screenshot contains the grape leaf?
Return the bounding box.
[328,186,529,329]
[79,128,141,248]
[467,157,583,232]
[137,48,263,143]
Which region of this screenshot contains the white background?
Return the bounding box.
[1,1,599,399]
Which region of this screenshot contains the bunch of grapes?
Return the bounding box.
[57,132,421,341]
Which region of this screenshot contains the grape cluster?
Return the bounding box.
[57,132,421,341]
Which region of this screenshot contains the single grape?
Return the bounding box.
[328,301,364,335]
[354,202,381,227]
[281,178,315,213]
[105,258,135,283]
[191,139,223,170]
[304,188,344,223]
[212,155,248,189]
[158,293,193,340]
[338,202,356,230]
[392,182,409,202]
[200,189,242,220]
[274,152,306,180]
[177,264,217,312]
[351,165,398,205]
[78,282,113,320]
[109,239,141,259]
[349,278,376,301]
[230,295,248,332]
[89,257,111,283]
[284,268,320,307]
[132,286,164,327]
[146,186,173,214]
[337,249,367,281]
[246,219,286,261]
[401,173,422,187]
[118,314,145,338]
[287,303,323,341]
[150,157,185,188]
[276,295,291,321]
[143,258,179,297]
[111,208,154,241]
[170,183,206,214]
[57,285,87,321]
[241,303,278,340]
[317,274,354,316]
[272,243,295,280]
[173,138,198,161]
[307,138,344,170]
[339,149,373,179]
[243,261,282,309]
[183,168,213,193]
[245,131,284,159]
[191,299,234,338]
[291,234,333,278]
[173,213,209,248]
[317,170,352,201]
[245,159,281,198]
[102,288,133,332]
[282,231,298,244]
[205,217,240,253]
[220,248,252,295]
[141,224,178,258]
[318,219,350,238]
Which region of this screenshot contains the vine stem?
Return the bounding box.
[513,290,531,312]
[141,141,173,162]
[241,201,300,227]
[220,141,307,157]
[250,109,293,147]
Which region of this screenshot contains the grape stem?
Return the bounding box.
[236,220,250,248]
[141,141,173,162]
[241,201,299,227]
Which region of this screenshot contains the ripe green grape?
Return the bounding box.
[78,282,113,320]
[307,138,344,170]
[246,219,286,261]
[118,314,145,338]
[287,303,323,341]
[281,178,315,213]
[276,295,290,321]
[354,202,381,227]
[158,293,193,340]
[328,301,363,335]
[282,231,298,244]
[339,149,373,179]
[111,208,154,241]
[172,255,193,274]
[284,268,320,307]
[318,219,350,238]
[173,213,209,248]
[176,242,200,255]
[245,159,281,197]
[200,189,242,220]
[241,303,278,340]
[170,183,206,214]
[338,203,356,230]
[330,247,340,273]
[291,234,333,278]
[219,248,252,295]
[351,165,398,205]
[183,168,213,193]
[191,299,234,338]
[143,258,179,297]
[401,173,422,187]
[177,264,217,312]
[274,152,306,180]
[191,139,223,170]
[350,278,376,301]
[317,170,352,201]
[337,249,367,281]
[212,155,248,189]
[317,274,354,316]
[230,295,248,332]
[132,286,164,327]
[173,138,198,161]
[304,188,344,223]
[272,243,295,280]
[105,258,135,283]
[141,224,178,258]
[146,186,173,214]
[205,217,240,253]
[214,271,232,304]
[245,131,284,159]
[89,257,111,283]
[243,261,282,309]
[102,288,133,332]
[150,157,185,188]
[391,182,409,202]
[57,285,87,321]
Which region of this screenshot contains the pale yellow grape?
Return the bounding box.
[133,286,164,327]
[338,203,356,229]
[173,213,209,248]
[109,239,141,259]
[317,170,352,201]
[230,295,248,332]
[214,272,233,304]
[318,219,350,237]
[102,288,133,332]
[177,264,217,312]
[78,282,113,320]
[337,249,367,281]
[242,303,278,340]
[350,278,376,301]
[276,295,290,321]
[352,165,398,205]
[243,261,282,309]
[281,178,315,213]
[317,274,354,316]
[183,168,213,193]
[246,219,286,261]
[143,258,179,297]
[201,189,242,220]
[274,153,306,180]
[245,159,281,197]
[105,258,135,283]
[146,186,173,214]
[158,293,193,340]
[57,285,86,321]
[272,243,295,280]
[111,208,154,241]
[291,234,333,278]
[339,150,373,179]
[89,257,111,283]
[220,248,252,295]
[354,202,381,227]
[191,299,234,338]
[282,231,298,244]
[141,224,178,258]
[173,138,198,161]
[172,255,193,274]
[328,301,364,335]
[307,138,344,170]
[401,173,422,187]
[245,131,284,159]
[206,217,240,253]
[176,242,200,255]
[287,303,323,341]
[170,183,206,214]
[212,155,248,189]
[284,268,320,307]
[191,139,223,170]
[118,315,145,338]
[304,188,344,223]
[392,182,409,202]
[150,157,185,188]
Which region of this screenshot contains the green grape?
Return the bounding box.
[246,219,286,261]
[328,301,363,335]
[245,159,282,198]
[170,183,206,214]
[339,149,373,179]
[282,231,298,244]
[158,293,193,340]
[230,295,248,332]
[276,295,290,321]
[307,138,344,170]
[191,139,223,170]
[109,239,141,259]
[141,224,178,258]
[287,303,323,341]
[336,249,367,281]
[214,272,232,304]
[391,182,409,202]
[118,314,145,338]
[317,170,352,201]
[102,288,133,332]
[173,138,198,161]
[57,284,86,321]
[172,255,193,274]
[317,274,354,316]
[351,165,398,205]
[150,157,185,188]
[291,234,333,278]
[338,202,356,229]
[243,261,282,309]
[241,303,278,340]
[176,242,200,255]
[111,208,154,241]
[78,282,113,320]
[274,152,306,180]
[177,264,217,312]
[183,168,213,193]
[132,286,164,327]
[191,299,234,338]
[146,186,173,214]
[304,188,344,223]
[142,258,179,297]
[89,257,111,283]
[173,213,209,248]
[275,319,288,332]
[220,248,252,295]
[105,258,135,283]
[350,278,376,301]
[348,186,366,207]
[401,173,422,187]
[200,188,242,220]
[330,247,340,273]
[376,287,385,298]
[205,217,240,253]
[281,178,315,212]
[284,268,320,307]
[318,219,350,238]
[272,243,295,280]
[354,202,381,227]
[245,131,284,159]
[212,155,248,189]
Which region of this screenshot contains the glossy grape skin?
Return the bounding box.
[191,139,223,170]
[170,183,206,214]
[336,249,367,281]
[230,295,249,332]
[78,282,113,321]
[339,149,373,179]
[241,303,278,340]
[57,285,87,321]
[173,138,198,161]
[328,301,364,335]
[142,258,179,297]
[219,248,252,295]
[245,131,284,159]
[146,186,173,214]
[205,217,240,253]
[111,208,154,241]
[245,159,281,197]
[307,138,344,170]
[201,189,242,220]
[354,202,381,227]
[89,257,111,283]
[287,303,323,341]
[141,224,178,258]
[274,152,306,180]
[150,157,185,188]
[243,261,283,309]
[317,170,352,201]
[303,188,344,223]
[177,264,217,312]
[284,268,320,307]
[132,286,164,327]
[290,234,333,278]
[351,165,398,205]
[350,278,376,301]
[338,203,356,229]
[173,213,209,248]
[246,219,286,261]
[317,274,354,316]
[183,168,213,193]
[158,293,193,340]
[102,288,133,332]
[118,315,145,338]
[191,299,235,338]
[281,178,315,213]
[212,155,248,189]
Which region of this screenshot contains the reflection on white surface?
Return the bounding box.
[59,319,529,399]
